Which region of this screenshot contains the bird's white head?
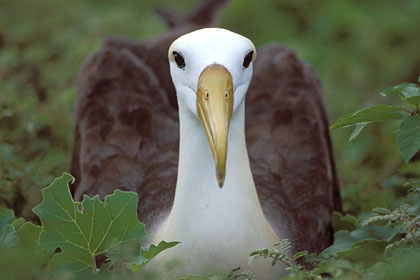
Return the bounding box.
[168,28,256,188]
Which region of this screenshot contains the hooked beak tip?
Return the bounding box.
[217,175,225,189]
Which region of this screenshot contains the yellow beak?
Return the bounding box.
[197,64,234,188]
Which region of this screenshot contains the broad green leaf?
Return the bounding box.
[33,173,147,276]
[349,123,367,141]
[16,222,42,249]
[321,230,362,256]
[380,82,419,97]
[12,217,25,231]
[107,240,141,264]
[395,115,420,163]
[322,223,402,257]
[336,239,388,268]
[378,245,420,280]
[330,105,406,129]
[130,241,179,273]
[0,212,49,279]
[332,212,357,232]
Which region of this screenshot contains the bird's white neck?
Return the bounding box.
[175,98,258,211]
[153,98,281,278]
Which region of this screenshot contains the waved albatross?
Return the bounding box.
[70,4,341,278]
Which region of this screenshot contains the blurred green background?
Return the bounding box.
[1,0,420,220]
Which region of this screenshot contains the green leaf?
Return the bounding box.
[321,230,362,256]
[0,224,18,248]
[401,85,420,107]
[395,115,420,163]
[0,209,15,231]
[401,85,420,98]
[380,82,419,97]
[291,251,308,261]
[404,178,420,188]
[380,82,420,108]
[333,212,357,232]
[372,207,392,215]
[322,223,402,257]
[16,222,42,249]
[349,123,367,141]
[129,241,179,273]
[336,239,388,268]
[0,209,18,247]
[12,217,26,231]
[32,173,147,276]
[330,105,406,129]
[403,178,420,194]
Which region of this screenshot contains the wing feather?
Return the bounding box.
[70,44,178,230]
[246,44,341,253]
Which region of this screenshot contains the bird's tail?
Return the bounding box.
[154,0,229,29]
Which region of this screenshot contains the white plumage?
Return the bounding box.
[153,28,284,279]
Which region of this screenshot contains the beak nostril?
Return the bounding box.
[205,92,209,99]
[224,92,229,99]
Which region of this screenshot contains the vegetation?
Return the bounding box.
[0,174,178,279]
[1,0,420,279]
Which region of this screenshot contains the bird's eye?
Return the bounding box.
[243,51,254,68]
[173,51,186,69]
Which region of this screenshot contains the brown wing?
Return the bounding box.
[246,44,341,254]
[70,41,179,232]
[70,0,229,232]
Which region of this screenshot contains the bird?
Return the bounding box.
[70,0,341,278]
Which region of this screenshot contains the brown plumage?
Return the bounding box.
[70,0,341,260]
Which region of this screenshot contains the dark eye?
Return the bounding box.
[243,51,254,68]
[173,51,185,69]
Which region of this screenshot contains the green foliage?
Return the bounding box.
[246,185,420,279]
[0,174,178,279]
[33,173,149,277]
[249,239,308,272]
[331,79,420,163]
[0,209,48,279]
[403,178,420,194]
[362,204,420,255]
[129,241,180,273]
[330,105,406,129]
[380,82,420,108]
[395,115,420,163]
[332,212,357,232]
[0,209,18,247]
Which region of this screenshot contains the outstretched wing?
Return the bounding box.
[70,0,229,232]
[246,44,341,253]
